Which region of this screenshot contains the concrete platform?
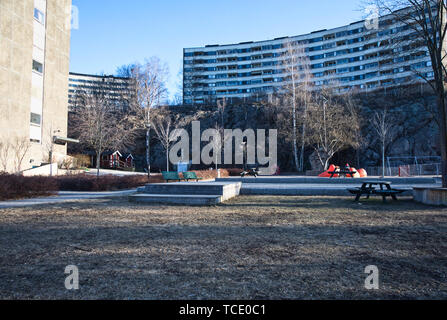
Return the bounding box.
[239,183,436,196]
[216,176,441,185]
[215,176,441,196]
[129,194,222,205]
[414,187,447,206]
[130,182,242,205]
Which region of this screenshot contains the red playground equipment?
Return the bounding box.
[319,164,368,178]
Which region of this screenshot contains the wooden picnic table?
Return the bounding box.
[348,181,406,203]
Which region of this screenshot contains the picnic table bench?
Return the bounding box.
[328,169,357,178]
[348,181,407,203]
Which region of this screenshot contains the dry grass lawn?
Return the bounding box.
[0,196,446,300]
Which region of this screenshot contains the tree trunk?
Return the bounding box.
[436,93,447,187]
[96,151,101,178]
[166,148,169,172]
[382,141,386,178]
[356,148,361,169]
[324,158,330,171]
[146,127,151,177]
[300,121,306,172]
[292,100,299,172]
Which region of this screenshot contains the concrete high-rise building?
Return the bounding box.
[0,0,72,173]
[183,8,434,105]
[68,72,134,112]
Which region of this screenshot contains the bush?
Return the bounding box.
[0,169,232,201]
[72,154,91,169]
[0,173,58,201]
[56,174,152,192]
[191,169,230,180]
[226,168,244,176]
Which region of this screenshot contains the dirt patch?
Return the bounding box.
[0,196,446,299]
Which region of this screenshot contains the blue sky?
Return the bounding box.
[70,0,365,100]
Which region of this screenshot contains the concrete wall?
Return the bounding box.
[414,187,447,206]
[0,0,34,172]
[0,0,71,173]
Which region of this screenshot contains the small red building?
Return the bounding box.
[99,151,135,170]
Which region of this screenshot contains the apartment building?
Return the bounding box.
[68,72,134,111]
[183,8,434,105]
[0,0,72,173]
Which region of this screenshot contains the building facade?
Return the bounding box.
[183,9,434,105]
[0,0,72,173]
[68,72,134,111]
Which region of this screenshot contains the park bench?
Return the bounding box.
[182,171,203,182]
[162,171,185,183]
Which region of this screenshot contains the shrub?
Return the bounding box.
[226,168,244,176]
[72,154,91,169]
[56,174,152,192]
[0,169,232,201]
[191,169,230,180]
[0,173,58,201]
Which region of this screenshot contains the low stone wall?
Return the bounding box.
[22,164,59,176]
[413,187,447,206]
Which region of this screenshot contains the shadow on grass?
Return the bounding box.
[0,220,446,299]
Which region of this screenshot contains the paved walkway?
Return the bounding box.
[1,176,442,208]
[0,190,137,209]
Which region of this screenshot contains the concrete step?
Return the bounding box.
[129,194,222,205]
[140,182,241,201]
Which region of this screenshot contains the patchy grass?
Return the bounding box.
[0,196,446,300]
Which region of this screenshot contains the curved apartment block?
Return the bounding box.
[183,10,434,105]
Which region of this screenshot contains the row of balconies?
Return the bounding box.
[185,74,431,100]
[185,52,430,83]
[184,23,417,62]
[185,40,424,75]
[185,65,433,93]
[184,27,420,71]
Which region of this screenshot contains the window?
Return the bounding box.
[30,113,41,126]
[34,8,45,25]
[32,60,43,73]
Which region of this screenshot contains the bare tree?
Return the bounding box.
[306,87,360,171]
[345,91,367,168]
[151,110,175,172]
[280,41,313,172]
[42,124,62,176]
[127,58,169,176]
[12,136,31,173]
[71,90,136,177]
[370,108,395,177]
[0,139,11,172]
[369,0,447,185]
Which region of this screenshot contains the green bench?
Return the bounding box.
[182,171,203,182]
[162,171,185,183]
